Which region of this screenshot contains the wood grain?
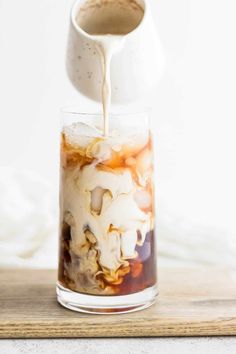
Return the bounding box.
[0,268,236,338]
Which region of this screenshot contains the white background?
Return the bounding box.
[0,0,236,267]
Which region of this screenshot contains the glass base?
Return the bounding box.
[57,283,158,314]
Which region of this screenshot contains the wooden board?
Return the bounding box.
[1,268,236,338]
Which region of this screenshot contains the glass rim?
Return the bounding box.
[60,106,151,117]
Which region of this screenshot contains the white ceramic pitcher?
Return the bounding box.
[67,0,164,103]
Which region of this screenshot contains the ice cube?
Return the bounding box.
[63,122,101,148]
[134,190,152,210]
[90,187,107,215]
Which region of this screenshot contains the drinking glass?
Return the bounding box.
[57,109,157,313]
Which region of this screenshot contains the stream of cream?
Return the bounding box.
[93,35,125,136]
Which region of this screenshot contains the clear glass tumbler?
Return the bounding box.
[57,109,158,314]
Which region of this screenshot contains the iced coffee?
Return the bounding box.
[58,114,157,299]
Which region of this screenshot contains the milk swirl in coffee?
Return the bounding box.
[58,0,157,297]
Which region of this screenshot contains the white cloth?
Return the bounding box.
[158,207,236,269]
[0,167,57,268]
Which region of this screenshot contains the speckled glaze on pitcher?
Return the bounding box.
[66,0,164,104]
